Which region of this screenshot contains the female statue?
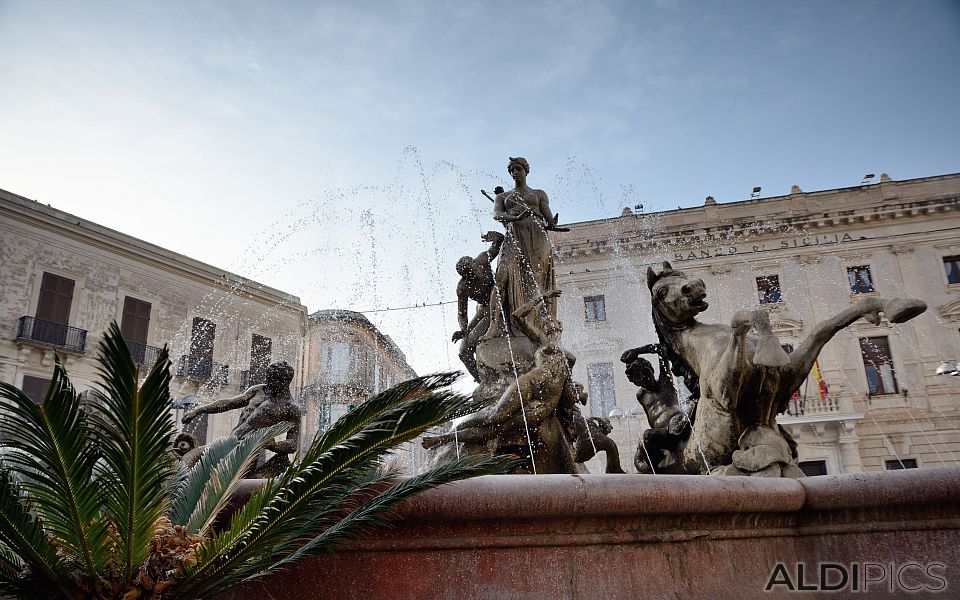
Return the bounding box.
[483,157,560,339]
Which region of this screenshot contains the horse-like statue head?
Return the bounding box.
[646,261,709,329]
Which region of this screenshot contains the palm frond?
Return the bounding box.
[89,321,177,581]
[172,374,502,598]
[0,540,23,588]
[183,424,289,536]
[299,372,460,465]
[264,453,510,575]
[0,469,69,597]
[169,437,240,528]
[0,360,109,579]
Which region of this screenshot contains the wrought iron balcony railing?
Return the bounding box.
[240,369,268,388]
[124,340,162,368]
[176,355,229,386]
[16,316,87,352]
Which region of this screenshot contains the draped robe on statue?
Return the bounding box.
[486,191,557,338]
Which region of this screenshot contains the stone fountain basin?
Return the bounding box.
[221,467,960,599]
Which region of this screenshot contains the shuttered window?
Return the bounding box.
[21,375,50,404]
[37,272,74,324]
[250,334,272,374]
[190,317,216,361]
[120,297,151,344]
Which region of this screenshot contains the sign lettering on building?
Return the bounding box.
[672,233,859,262]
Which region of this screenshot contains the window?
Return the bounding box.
[798,460,828,476]
[885,458,918,470]
[250,334,272,374]
[121,297,151,363]
[34,272,76,346]
[190,317,216,361]
[587,363,616,418]
[860,336,898,395]
[20,375,50,404]
[944,256,960,285]
[180,317,217,379]
[584,295,606,322]
[847,266,875,294]
[37,272,75,325]
[756,275,782,304]
[323,341,352,384]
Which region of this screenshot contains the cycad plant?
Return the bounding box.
[0,323,507,599]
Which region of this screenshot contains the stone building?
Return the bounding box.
[301,309,424,470]
[0,187,415,453]
[553,172,960,475]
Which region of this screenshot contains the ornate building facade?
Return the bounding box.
[0,187,416,454]
[554,172,960,475]
[301,309,423,469]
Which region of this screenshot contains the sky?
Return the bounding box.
[1,0,959,376]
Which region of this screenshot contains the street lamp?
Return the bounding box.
[171,395,198,427]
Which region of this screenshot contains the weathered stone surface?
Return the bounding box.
[624,262,927,476]
[220,467,960,599]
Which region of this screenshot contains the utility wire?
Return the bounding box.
[355,300,456,314]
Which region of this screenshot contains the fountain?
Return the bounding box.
[216,157,960,598]
[421,156,618,474]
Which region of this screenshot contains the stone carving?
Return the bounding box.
[182,361,301,478]
[620,344,690,473]
[483,157,563,340]
[425,156,610,474]
[624,261,926,477]
[172,432,198,461]
[452,231,504,382]
[571,416,626,474]
[425,290,579,473]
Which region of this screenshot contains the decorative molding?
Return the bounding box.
[940,299,960,323]
[710,265,731,276]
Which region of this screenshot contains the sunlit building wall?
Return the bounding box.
[554,172,960,475]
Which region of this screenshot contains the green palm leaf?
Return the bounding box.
[174,423,289,536]
[89,322,177,582]
[0,470,69,598]
[0,360,109,581]
[264,454,509,576]
[172,373,508,598]
[169,436,240,528]
[299,372,460,465]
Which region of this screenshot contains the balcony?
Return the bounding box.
[16,316,87,352]
[125,340,162,369]
[785,394,840,417]
[176,355,229,386]
[240,369,267,388]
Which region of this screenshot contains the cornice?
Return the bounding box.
[0,188,305,312]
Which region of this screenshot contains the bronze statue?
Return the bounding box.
[426,156,591,474]
[483,157,562,340]
[624,261,927,477]
[171,432,198,460]
[620,344,689,473]
[452,231,504,382]
[424,290,578,473]
[182,361,301,478]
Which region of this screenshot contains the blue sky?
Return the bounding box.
[1,1,958,374]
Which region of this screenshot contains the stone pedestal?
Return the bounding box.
[222,467,960,599]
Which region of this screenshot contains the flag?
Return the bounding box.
[811,359,829,400]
